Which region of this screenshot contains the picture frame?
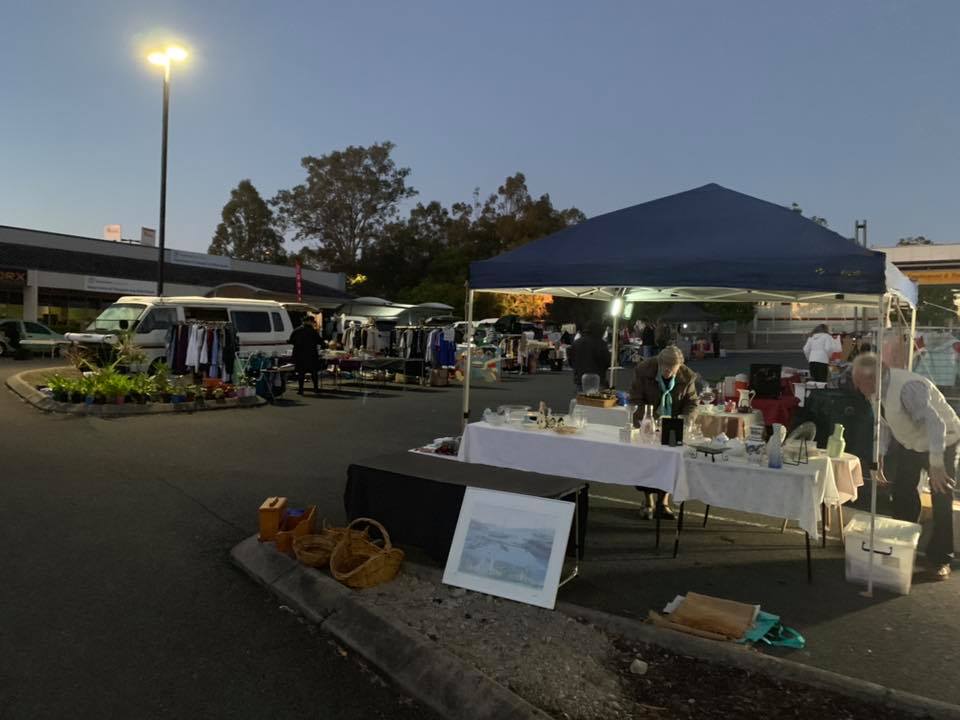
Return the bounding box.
[442,487,575,609]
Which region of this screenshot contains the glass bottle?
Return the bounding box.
[639,405,657,444]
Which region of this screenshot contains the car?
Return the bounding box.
[0,319,68,357]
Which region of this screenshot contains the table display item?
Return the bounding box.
[482,407,506,426]
[581,373,601,396]
[749,363,782,399]
[330,517,405,589]
[499,404,531,424]
[766,423,786,469]
[843,512,921,595]
[826,423,846,458]
[442,487,575,609]
[661,417,684,447]
[737,388,756,413]
[576,392,618,408]
[784,421,817,466]
[638,404,657,444]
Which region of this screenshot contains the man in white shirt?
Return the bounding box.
[803,324,842,382]
[852,353,957,579]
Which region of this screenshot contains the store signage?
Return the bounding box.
[141,227,156,247]
[168,249,232,271]
[295,261,303,302]
[104,224,122,241]
[0,267,27,286]
[84,276,158,295]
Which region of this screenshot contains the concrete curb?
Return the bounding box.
[396,559,959,720]
[230,535,548,720]
[5,368,266,416]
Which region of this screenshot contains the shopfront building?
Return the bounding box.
[0,225,348,332]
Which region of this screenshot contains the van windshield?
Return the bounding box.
[86,304,147,333]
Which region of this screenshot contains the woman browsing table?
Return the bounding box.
[630,345,699,519]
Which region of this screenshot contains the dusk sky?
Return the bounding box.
[1,1,957,254]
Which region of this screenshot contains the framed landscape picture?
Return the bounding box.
[442,487,575,609]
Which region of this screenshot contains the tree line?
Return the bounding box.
[208,141,584,319]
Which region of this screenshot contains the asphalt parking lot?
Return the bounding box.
[2,354,958,711]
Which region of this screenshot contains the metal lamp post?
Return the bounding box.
[147,46,188,296]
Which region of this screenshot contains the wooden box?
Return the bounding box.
[258,496,287,541]
[275,505,317,554]
[576,393,618,408]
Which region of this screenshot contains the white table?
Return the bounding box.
[459,420,844,580]
[676,455,838,538]
[459,421,682,495]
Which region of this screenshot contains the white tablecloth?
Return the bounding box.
[674,455,839,537]
[459,421,842,538]
[458,421,682,493]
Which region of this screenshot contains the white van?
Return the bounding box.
[65,296,294,373]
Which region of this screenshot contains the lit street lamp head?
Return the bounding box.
[147,46,188,66]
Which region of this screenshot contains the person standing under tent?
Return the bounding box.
[710,323,721,359]
[851,353,956,580]
[289,316,323,396]
[803,324,841,382]
[567,322,611,392]
[630,346,699,519]
[640,321,656,359]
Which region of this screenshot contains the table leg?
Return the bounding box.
[672,502,685,559]
[821,502,827,548]
[560,489,581,587]
[655,511,661,550]
[838,504,845,541]
[805,531,813,584]
[780,518,788,533]
[702,505,710,528]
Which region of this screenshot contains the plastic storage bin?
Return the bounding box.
[844,512,921,595]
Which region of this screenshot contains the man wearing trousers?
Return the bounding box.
[852,353,957,580]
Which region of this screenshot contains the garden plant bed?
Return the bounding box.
[6,367,264,416]
[362,573,931,720]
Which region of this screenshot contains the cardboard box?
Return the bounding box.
[258,496,287,541]
[275,505,317,554]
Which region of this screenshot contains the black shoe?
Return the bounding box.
[654,506,676,521]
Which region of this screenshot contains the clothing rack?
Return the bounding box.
[165,320,238,381]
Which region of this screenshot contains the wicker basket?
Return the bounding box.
[292,521,368,568]
[330,518,404,589]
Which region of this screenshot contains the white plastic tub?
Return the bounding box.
[844,512,921,595]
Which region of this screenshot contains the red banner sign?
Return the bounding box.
[295,261,303,302]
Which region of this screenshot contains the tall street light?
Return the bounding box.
[147,45,188,296]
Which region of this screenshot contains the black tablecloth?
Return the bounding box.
[344,452,589,562]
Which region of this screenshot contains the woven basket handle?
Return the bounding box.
[346,517,392,550]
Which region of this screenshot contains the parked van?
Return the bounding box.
[65,296,294,373]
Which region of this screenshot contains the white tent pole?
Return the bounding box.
[610,302,621,388]
[864,293,887,597]
[462,287,475,429]
[908,303,917,370]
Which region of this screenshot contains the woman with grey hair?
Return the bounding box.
[629,345,699,519]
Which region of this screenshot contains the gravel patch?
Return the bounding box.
[362,574,928,719]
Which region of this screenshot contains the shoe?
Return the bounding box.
[935,564,951,580]
[654,506,676,521]
[640,508,652,521]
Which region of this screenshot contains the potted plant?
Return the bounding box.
[46,374,70,402]
[212,387,226,403]
[68,379,85,404]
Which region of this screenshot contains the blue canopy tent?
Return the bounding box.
[463,183,917,596]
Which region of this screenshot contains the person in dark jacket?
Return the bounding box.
[640,321,656,359]
[568,322,611,391]
[630,345,699,519]
[289,316,322,395]
[710,323,721,359]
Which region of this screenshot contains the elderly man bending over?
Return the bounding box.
[852,353,957,580]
